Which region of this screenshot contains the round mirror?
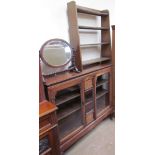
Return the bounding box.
[40,39,72,67]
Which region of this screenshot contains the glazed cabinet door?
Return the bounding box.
[95,70,112,117]
[48,80,85,142]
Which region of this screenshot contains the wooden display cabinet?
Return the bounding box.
[39,2,115,154]
[44,64,113,153]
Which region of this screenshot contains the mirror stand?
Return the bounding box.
[40,39,80,77]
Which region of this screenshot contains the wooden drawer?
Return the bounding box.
[85,78,93,90]
[86,110,94,124]
[39,112,57,131]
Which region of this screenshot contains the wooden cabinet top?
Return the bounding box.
[43,63,111,86]
[39,100,57,118]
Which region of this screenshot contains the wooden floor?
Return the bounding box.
[64,118,115,155]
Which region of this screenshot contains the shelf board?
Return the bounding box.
[96,79,109,87]
[57,101,81,121]
[96,88,109,99]
[80,42,110,48]
[84,88,108,106]
[78,26,109,30]
[77,5,109,16]
[82,57,110,66]
[56,91,80,106]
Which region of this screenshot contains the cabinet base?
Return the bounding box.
[60,106,113,152]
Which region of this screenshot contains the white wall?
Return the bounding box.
[38,0,115,44]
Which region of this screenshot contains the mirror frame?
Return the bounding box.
[39,38,80,76]
[40,38,72,68]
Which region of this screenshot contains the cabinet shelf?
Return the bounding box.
[57,101,81,121]
[78,26,109,30]
[80,42,110,48]
[84,88,108,104]
[77,5,109,16]
[82,57,110,66]
[56,91,80,106]
[96,87,109,99]
[96,79,109,87]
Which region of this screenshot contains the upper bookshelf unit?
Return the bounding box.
[67,1,112,71]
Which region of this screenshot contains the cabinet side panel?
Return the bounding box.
[101,11,111,58]
[67,1,83,71]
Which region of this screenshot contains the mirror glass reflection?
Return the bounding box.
[42,41,72,67]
